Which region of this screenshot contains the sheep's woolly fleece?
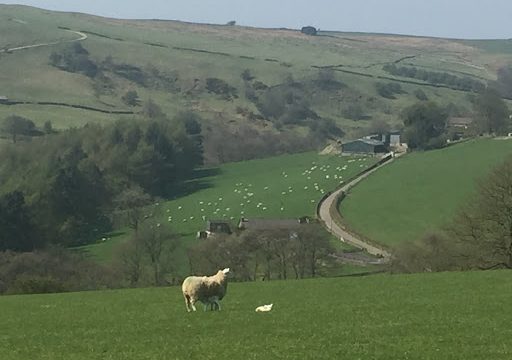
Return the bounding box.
[255,304,273,312]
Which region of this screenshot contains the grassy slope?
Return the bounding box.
[1,270,511,359]
[84,152,376,271]
[1,5,510,136]
[340,139,512,246]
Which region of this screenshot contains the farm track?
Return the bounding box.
[318,154,404,259]
[0,29,134,114]
[0,29,87,53]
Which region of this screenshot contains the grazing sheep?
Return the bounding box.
[182,268,230,312]
[255,304,273,312]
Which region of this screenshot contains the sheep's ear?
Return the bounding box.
[222,268,230,274]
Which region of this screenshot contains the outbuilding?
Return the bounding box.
[341,139,388,155]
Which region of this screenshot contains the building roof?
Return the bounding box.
[448,117,473,126]
[344,138,385,146]
[239,218,303,230]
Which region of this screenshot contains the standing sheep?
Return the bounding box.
[182,268,230,312]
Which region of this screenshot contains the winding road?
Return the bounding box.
[318,153,405,259]
[0,30,87,54]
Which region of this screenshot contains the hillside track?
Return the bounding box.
[0,29,87,54]
[318,153,405,259]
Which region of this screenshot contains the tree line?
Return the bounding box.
[401,88,510,150]
[383,63,485,93]
[187,224,334,281]
[0,113,203,251]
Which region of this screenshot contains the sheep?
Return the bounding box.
[255,304,273,312]
[182,268,230,312]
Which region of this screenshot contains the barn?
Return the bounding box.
[341,139,388,155]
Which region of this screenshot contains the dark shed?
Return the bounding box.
[342,139,387,154]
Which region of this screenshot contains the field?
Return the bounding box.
[84,151,377,271]
[340,138,512,247]
[1,5,512,138]
[1,270,511,359]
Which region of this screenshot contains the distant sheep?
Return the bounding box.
[182,268,230,312]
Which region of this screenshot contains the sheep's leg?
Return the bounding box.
[190,299,197,312]
[184,295,192,312]
[214,299,221,311]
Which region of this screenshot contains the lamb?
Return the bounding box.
[255,304,273,312]
[182,268,230,312]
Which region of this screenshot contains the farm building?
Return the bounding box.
[0,96,8,103]
[448,117,473,129]
[342,139,388,155]
[366,130,401,147]
[197,220,232,239]
[238,217,309,231]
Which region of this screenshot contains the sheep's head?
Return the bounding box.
[221,268,230,274]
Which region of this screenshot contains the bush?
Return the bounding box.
[376,82,405,99]
[0,248,121,295]
[206,78,238,100]
[7,275,66,295]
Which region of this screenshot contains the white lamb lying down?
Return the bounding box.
[182,268,230,312]
[255,304,273,312]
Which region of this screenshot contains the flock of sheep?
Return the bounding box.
[181,268,272,313]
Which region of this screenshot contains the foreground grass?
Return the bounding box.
[340,138,512,247]
[1,270,511,359]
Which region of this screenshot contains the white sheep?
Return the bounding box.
[255,304,273,312]
[182,268,230,312]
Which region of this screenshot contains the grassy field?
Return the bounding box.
[340,138,512,247]
[84,151,377,270]
[1,270,511,359]
[1,5,510,138]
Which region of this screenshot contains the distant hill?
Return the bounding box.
[1,5,512,162]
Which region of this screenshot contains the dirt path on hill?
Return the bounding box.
[0,30,87,54]
[318,153,406,260]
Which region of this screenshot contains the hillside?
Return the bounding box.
[83,151,376,274]
[1,270,511,359]
[340,138,512,246]
[2,4,512,162]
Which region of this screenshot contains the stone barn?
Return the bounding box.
[197,220,232,239]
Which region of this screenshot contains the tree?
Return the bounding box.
[2,115,36,143]
[448,156,512,269]
[301,26,317,36]
[473,88,509,135]
[121,90,139,106]
[402,101,448,149]
[114,186,152,235]
[0,191,38,251]
[43,120,55,134]
[138,221,177,285]
[141,99,164,119]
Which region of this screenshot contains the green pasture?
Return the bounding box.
[1,270,511,359]
[85,152,377,265]
[340,138,512,247]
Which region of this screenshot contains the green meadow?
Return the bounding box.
[84,151,377,268]
[340,138,512,247]
[1,270,511,359]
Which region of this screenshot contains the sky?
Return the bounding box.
[2,0,512,39]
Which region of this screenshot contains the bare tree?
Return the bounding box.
[449,156,512,269]
[138,222,177,285]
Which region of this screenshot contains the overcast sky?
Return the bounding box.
[2,0,512,39]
